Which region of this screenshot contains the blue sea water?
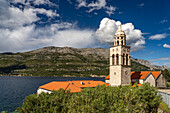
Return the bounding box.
[0,76,105,112]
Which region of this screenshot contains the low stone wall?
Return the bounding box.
[158,89,170,108]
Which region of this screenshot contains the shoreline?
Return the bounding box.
[0,74,106,78]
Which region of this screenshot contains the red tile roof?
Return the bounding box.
[131,71,151,79]
[105,75,110,80]
[151,71,161,79]
[39,80,106,93]
[132,83,142,87]
[105,83,110,86]
[105,71,161,80]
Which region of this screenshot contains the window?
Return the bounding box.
[117,41,119,45]
[116,54,119,65]
[112,55,115,65]
[123,54,125,65]
[126,54,128,65]
[121,41,123,45]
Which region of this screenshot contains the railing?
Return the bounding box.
[158,91,170,108]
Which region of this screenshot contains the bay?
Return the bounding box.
[0,76,105,112]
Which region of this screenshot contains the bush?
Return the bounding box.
[17,83,161,113]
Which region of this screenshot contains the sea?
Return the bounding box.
[0,76,105,112]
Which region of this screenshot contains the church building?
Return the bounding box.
[105,24,167,87]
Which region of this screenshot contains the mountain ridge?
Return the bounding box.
[0,46,169,77]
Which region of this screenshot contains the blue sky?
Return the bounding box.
[0,0,169,67]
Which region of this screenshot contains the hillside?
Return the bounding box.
[0,46,168,77]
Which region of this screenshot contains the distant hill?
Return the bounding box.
[0,46,169,77]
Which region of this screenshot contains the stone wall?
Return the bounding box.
[156,74,167,88]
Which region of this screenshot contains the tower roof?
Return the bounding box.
[115,24,125,36]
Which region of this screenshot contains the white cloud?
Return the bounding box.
[94,18,145,52]
[0,23,96,52]
[0,0,96,52]
[87,0,106,12]
[77,0,87,8]
[9,0,58,6]
[0,0,59,29]
[149,57,170,67]
[105,6,116,16]
[149,33,168,40]
[0,4,39,28]
[31,8,59,17]
[163,44,170,48]
[76,0,116,16]
[160,19,168,24]
[149,57,170,62]
[138,3,144,7]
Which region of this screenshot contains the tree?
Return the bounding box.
[17,84,161,113]
[163,69,170,82]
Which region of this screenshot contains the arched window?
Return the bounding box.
[123,54,125,65]
[126,54,128,65]
[112,55,115,65]
[121,41,123,45]
[117,41,119,45]
[116,54,119,65]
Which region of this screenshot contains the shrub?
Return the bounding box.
[17,83,160,113]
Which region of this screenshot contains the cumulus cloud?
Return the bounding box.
[163,44,170,48]
[9,0,58,6]
[149,33,168,40]
[0,1,145,53]
[94,18,145,52]
[76,0,116,16]
[0,0,39,28]
[0,22,96,52]
[0,0,96,52]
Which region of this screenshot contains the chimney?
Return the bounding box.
[81,82,84,85]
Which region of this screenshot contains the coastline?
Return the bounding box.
[0,74,106,77]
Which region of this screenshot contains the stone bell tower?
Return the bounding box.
[109,24,131,86]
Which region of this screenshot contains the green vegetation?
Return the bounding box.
[163,69,170,82]
[17,83,160,113]
[159,101,170,113]
[0,47,152,77]
[131,60,150,71]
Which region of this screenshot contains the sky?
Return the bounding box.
[0,0,169,67]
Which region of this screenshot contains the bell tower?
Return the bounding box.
[109,24,131,86]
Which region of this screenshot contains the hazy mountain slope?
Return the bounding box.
[0,46,168,77]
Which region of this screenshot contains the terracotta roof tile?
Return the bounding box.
[131,71,151,79]
[105,83,110,86]
[132,83,143,87]
[39,80,106,93]
[39,81,69,91]
[65,83,82,93]
[151,71,161,79]
[105,75,110,80]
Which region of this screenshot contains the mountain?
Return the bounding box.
[0,46,169,77]
[131,58,170,71]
